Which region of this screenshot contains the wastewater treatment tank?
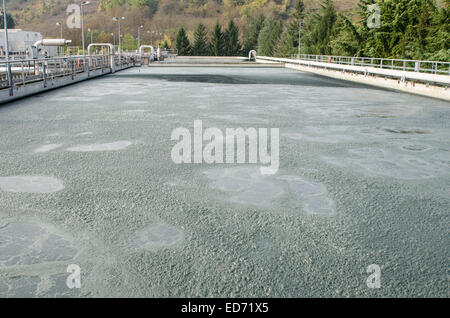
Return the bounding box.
[0,59,449,297]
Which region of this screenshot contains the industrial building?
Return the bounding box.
[0,29,58,59]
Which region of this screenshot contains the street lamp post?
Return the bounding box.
[80,1,90,56]
[149,31,154,46]
[88,28,93,44]
[111,33,115,48]
[56,22,62,56]
[112,16,125,54]
[2,0,13,95]
[137,25,143,51]
[56,22,63,39]
[298,18,304,59]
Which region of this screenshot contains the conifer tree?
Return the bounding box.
[302,0,337,55]
[192,23,209,56]
[243,14,265,54]
[175,27,191,56]
[210,22,225,56]
[224,20,241,56]
[257,18,282,56]
[275,0,306,57]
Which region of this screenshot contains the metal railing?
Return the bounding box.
[0,54,138,91]
[290,54,450,75]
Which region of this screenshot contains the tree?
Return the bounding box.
[210,22,225,56]
[293,0,305,20]
[425,0,450,61]
[122,33,136,51]
[176,27,191,56]
[353,0,448,60]
[257,18,282,56]
[192,23,209,56]
[275,0,306,57]
[302,0,338,55]
[224,19,241,56]
[276,20,300,57]
[329,15,361,56]
[243,14,265,54]
[0,13,15,29]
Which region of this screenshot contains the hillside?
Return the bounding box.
[7,0,360,46]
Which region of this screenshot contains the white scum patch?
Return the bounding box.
[0,176,65,193]
[34,144,63,153]
[66,141,133,152]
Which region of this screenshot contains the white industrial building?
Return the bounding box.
[0,29,58,58]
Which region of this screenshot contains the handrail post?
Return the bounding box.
[43,62,47,88]
[21,61,25,86]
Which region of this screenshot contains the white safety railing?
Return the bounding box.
[0,54,139,92]
[290,54,450,75]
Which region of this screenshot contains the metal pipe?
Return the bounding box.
[2,0,13,95]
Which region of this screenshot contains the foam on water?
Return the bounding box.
[0,221,77,266]
[0,221,80,297]
[302,196,336,216]
[125,101,148,105]
[204,167,335,215]
[66,141,132,152]
[322,147,447,180]
[279,176,336,216]
[34,143,63,153]
[123,109,146,114]
[204,166,284,206]
[134,223,184,249]
[0,176,65,193]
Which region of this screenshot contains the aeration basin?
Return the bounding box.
[0,61,449,297]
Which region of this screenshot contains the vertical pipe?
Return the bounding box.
[81,5,85,57]
[2,0,13,96]
[118,20,122,67]
[137,27,140,51]
[297,21,301,59]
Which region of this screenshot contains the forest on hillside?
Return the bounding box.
[4,0,450,61]
[174,0,450,61]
